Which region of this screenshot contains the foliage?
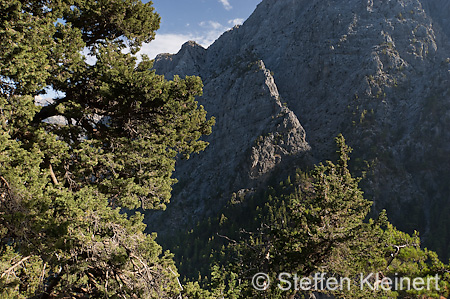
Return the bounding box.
[174,135,450,298]
[182,265,242,299]
[0,0,213,297]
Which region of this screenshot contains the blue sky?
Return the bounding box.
[139,0,262,58]
[40,1,261,99]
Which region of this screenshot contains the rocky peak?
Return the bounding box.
[153,40,206,79]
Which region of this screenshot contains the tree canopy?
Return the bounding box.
[0,0,214,297]
[180,136,450,299]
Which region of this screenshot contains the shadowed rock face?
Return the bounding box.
[148,0,450,258]
[149,45,312,230]
[421,0,450,39]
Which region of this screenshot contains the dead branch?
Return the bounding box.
[0,175,11,190]
[167,266,183,291]
[216,233,237,244]
[49,164,59,185]
[386,244,414,270]
[1,256,31,279]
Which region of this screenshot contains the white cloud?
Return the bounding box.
[199,20,224,30]
[81,47,97,66]
[138,33,195,59]
[218,0,232,10]
[197,20,233,46]
[137,20,242,59]
[228,18,245,26]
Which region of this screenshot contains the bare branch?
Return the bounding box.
[39,262,47,292]
[1,256,31,279]
[49,164,59,185]
[0,175,11,190]
[167,267,183,291]
[386,244,416,270]
[216,233,237,244]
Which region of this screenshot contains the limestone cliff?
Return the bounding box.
[149,46,311,230]
[147,0,450,258]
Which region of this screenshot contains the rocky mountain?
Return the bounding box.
[146,0,450,258]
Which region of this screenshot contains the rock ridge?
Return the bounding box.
[148,0,450,258]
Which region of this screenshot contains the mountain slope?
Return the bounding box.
[147,0,450,258]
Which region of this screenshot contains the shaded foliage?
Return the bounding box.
[0,0,213,297]
[173,136,450,298]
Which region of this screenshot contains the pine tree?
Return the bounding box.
[219,135,450,299]
[0,1,214,297]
